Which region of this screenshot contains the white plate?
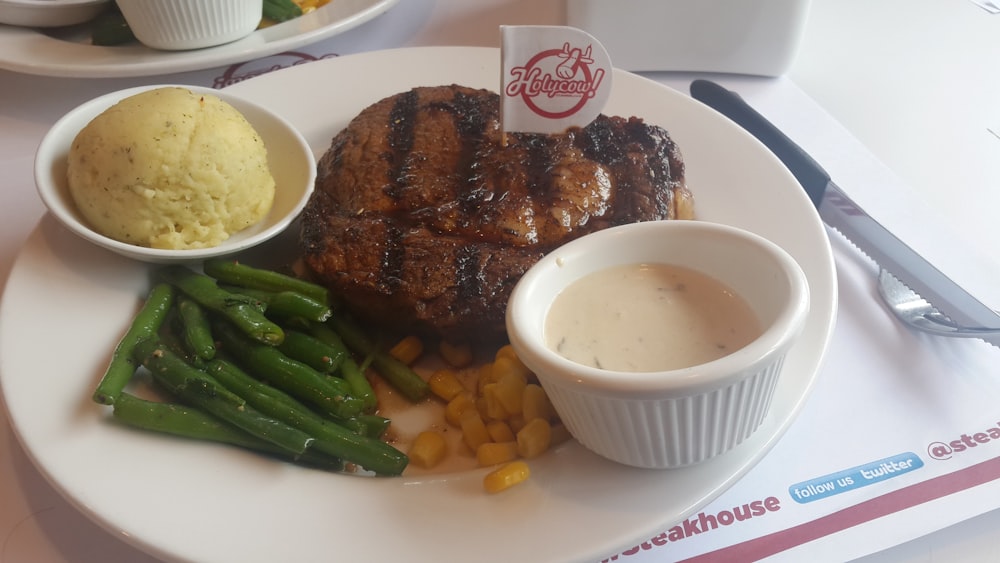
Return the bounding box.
[0,47,838,562]
[0,0,398,77]
[0,0,110,27]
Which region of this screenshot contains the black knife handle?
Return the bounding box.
[690,79,829,210]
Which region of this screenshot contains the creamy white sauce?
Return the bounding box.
[544,263,761,372]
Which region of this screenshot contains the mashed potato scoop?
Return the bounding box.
[67,87,276,250]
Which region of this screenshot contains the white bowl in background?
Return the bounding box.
[0,0,110,27]
[506,219,810,469]
[34,84,316,264]
[115,0,263,50]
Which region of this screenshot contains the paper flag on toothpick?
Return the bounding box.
[500,25,613,135]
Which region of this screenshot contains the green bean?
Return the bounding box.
[91,9,136,46]
[133,338,314,455]
[203,259,328,304]
[93,283,174,405]
[262,0,302,22]
[112,392,342,471]
[354,414,392,439]
[213,321,363,420]
[277,329,346,373]
[207,359,407,475]
[305,321,378,411]
[157,265,283,345]
[327,315,429,403]
[177,295,216,361]
[220,286,331,323]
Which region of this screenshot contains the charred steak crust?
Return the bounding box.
[301,85,692,341]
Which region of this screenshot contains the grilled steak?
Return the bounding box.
[300,85,693,342]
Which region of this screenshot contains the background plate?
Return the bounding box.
[0,47,837,562]
[0,0,397,78]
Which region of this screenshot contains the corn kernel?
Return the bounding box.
[492,354,530,386]
[483,460,531,493]
[439,340,474,368]
[475,396,493,421]
[482,383,510,420]
[460,411,491,452]
[428,369,465,401]
[477,362,499,394]
[409,431,447,469]
[506,414,527,434]
[486,420,516,443]
[516,418,552,459]
[444,392,475,427]
[522,383,554,422]
[494,344,519,363]
[476,441,519,466]
[389,335,424,365]
[493,370,527,416]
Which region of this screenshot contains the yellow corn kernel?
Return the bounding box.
[483,460,531,494]
[481,383,510,421]
[522,383,554,422]
[492,354,531,386]
[506,414,526,434]
[476,441,519,466]
[486,420,516,443]
[428,369,465,401]
[460,411,491,452]
[477,362,500,394]
[493,370,527,416]
[550,423,572,447]
[444,392,475,427]
[475,396,491,420]
[409,431,447,469]
[516,418,552,459]
[389,335,424,365]
[494,344,519,363]
[439,340,474,368]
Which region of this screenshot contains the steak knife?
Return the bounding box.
[689,79,1000,348]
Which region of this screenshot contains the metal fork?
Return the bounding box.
[877,268,1000,341]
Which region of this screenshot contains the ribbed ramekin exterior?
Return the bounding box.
[118,0,262,50]
[540,354,787,468]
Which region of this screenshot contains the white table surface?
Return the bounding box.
[1,1,998,561]
[789,1,1000,561]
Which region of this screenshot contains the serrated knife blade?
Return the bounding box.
[690,79,1000,347]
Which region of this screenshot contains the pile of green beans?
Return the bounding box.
[92,258,430,477]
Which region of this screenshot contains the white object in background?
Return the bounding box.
[0,0,109,27]
[566,0,811,76]
[34,84,316,264]
[116,0,263,50]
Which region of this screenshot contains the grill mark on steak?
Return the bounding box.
[455,244,483,302]
[386,89,418,202]
[382,221,405,292]
[302,85,693,342]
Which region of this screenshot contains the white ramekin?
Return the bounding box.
[34,84,316,264]
[506,220,810,468]
[116,0,263,51]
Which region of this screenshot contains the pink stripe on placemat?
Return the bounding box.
[682,455,1000,562]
